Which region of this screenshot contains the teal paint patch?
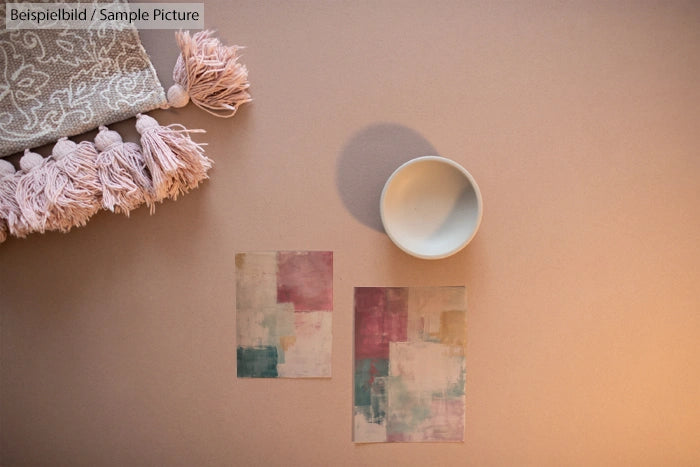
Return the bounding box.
[237,346,278,378]
[370,376,388,424]
[354,358,389,407]
[411,402,431,422]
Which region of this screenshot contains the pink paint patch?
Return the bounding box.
[385,287,408,342]
[421,398,465,442]
[276,251,333,311]
[355,287,408,360]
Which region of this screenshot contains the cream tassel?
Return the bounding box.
[0,159,19,242]
[136,113,212,202]
[15,149,62,234]
[2,155,36,240]
[0,163,7,242]
[49,139,103,232]
[167,30,251,117]
[95,126,154,216]
[9,152,43,237]
[16,139,102,234]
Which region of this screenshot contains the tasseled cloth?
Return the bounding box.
[1,29,255,244]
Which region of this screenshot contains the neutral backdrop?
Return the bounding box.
[1,1,699,465]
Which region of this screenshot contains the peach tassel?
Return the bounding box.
[9,153,43,237]
[167,30,251,117]
[95,126,154,215]
[0,159,29,241]
[15,149,63,233]
[49,139,103,232]
[16,140,102,233]
[0,166,7,242]
[136,114,212,202]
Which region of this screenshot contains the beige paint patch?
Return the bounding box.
[407,287,465,342]
[235,252,278,310]
[439,310,466,347]
[279,335,297,351]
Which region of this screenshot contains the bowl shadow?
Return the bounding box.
[336,123,438,232]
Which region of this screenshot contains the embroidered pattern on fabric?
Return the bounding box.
[0,1,166,157]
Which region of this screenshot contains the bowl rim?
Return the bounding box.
[380,155,483,260]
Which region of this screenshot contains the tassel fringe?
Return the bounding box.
[95,126,154,216]
[15,150,64,233]
[2,114,211,243]
[49,139,103,232]
[136,113,212,202]
[2,29,249,243]
[168,30,252,117]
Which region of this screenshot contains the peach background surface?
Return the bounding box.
[1,1,699,465]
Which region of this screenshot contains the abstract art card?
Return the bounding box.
[353,286,466,443]
[236,251,333,378]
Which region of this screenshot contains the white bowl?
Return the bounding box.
[380,156,483,259]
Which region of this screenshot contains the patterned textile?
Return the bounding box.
[0,1,166,158]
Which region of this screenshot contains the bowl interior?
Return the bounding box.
[381,157,481,258]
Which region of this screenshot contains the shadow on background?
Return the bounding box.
[336,123,438,232]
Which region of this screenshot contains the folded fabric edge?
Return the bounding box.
[0,8,168,159]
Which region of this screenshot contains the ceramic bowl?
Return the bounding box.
[380,156,483,259]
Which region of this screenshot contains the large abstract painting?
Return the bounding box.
[353,286,466,442]
[236,251,333,378]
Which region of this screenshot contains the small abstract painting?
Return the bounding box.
[353,286,466,443]
[236,251,333,378]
